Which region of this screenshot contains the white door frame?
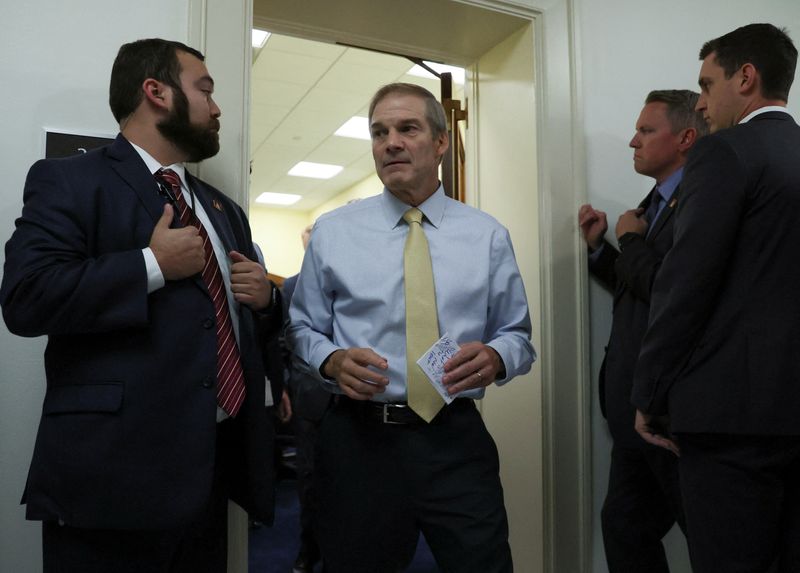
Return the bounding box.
[190,0,590,570]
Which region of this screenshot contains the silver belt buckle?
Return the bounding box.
[382,403,406,424]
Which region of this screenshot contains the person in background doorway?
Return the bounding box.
[282,224,331,573]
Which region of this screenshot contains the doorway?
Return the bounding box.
[195,0,588,571]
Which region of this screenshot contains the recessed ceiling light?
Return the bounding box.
[334,116,371,140]
[252,29,271,49]
[288,161,343,180]
[255,192,302,206]
[407,62,465,85]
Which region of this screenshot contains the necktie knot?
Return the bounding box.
[155,168,182,193]
[403,207,424,226]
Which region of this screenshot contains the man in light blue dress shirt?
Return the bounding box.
[287,83,535,573]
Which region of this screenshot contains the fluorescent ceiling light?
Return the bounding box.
[252,29,271,48]
[407,62,465,85]
[288,161,343,179]
[334,116,371,140]
[255,192,301,206]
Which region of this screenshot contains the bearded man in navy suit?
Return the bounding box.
[0,38,280,573]
[632,24,800,573]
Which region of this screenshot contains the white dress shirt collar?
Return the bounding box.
[739,106,792,124]
[381,183,447,230]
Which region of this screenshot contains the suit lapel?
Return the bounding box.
[107,135,165,224]
[186,173,238,255]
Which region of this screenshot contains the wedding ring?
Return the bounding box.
[475,371,483,381]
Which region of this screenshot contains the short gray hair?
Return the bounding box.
[368,83,448,139]
[645,90,708,137]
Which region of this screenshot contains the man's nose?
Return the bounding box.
[386,129,403,149]
[695,95,706,112]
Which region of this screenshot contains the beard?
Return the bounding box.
[157,88,220,162]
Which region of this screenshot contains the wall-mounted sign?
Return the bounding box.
[44,130,115,159]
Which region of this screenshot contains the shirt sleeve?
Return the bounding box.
[285,228,341,390]
[142,247,166,293]
[484,227,536,384]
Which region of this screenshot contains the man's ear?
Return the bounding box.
[435,131,450,163]
[678,127,697,152]
[738,63,758,95]
[142,78,169,109]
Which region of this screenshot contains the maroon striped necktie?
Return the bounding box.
[155,168,246,417]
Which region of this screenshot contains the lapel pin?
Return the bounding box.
[212,199,223,212]
[669,198,678,208]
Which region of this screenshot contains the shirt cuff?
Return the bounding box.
[487,341,512,385]
[588,242,605,263]
[310,341,344,383]
[142,248,165,294]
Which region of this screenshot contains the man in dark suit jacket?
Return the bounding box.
[632,24,800,573]
[579,89,706,572]
[0,39,280,573]
[281,225,331,573]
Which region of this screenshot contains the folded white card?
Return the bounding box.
[416,333,460,404]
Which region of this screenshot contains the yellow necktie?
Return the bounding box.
[403,208,445,422]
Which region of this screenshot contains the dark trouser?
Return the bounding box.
[293,414,322,561]
[601,443,686,573]
[677,433,800,573]
[42,422,232,573]
[314,397,512,573]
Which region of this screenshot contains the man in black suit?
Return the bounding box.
[579,89,706,572]
[0,39,280,573]
[281,225,331,573]
[632,24,800,573]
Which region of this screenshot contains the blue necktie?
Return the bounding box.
[644,187,663,226]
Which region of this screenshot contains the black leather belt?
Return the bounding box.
[337,396,472,425]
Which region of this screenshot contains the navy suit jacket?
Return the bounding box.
[590,185,679,447]
[633,112,800,435]
[0,134,277,529]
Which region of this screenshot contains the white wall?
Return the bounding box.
[0,3,190,571]
[575,2,800,571]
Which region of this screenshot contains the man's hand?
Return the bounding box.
[323,348,389,400]
[634,409,680,456]
[578,203,608,251]
[149,204,205,280]
[230,250,272,310]
[277,389,292,424]
[616,208,648,239]
[441,342,503,395]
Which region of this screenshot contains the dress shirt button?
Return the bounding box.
[202,376,214,389]
[202,318,215,329]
